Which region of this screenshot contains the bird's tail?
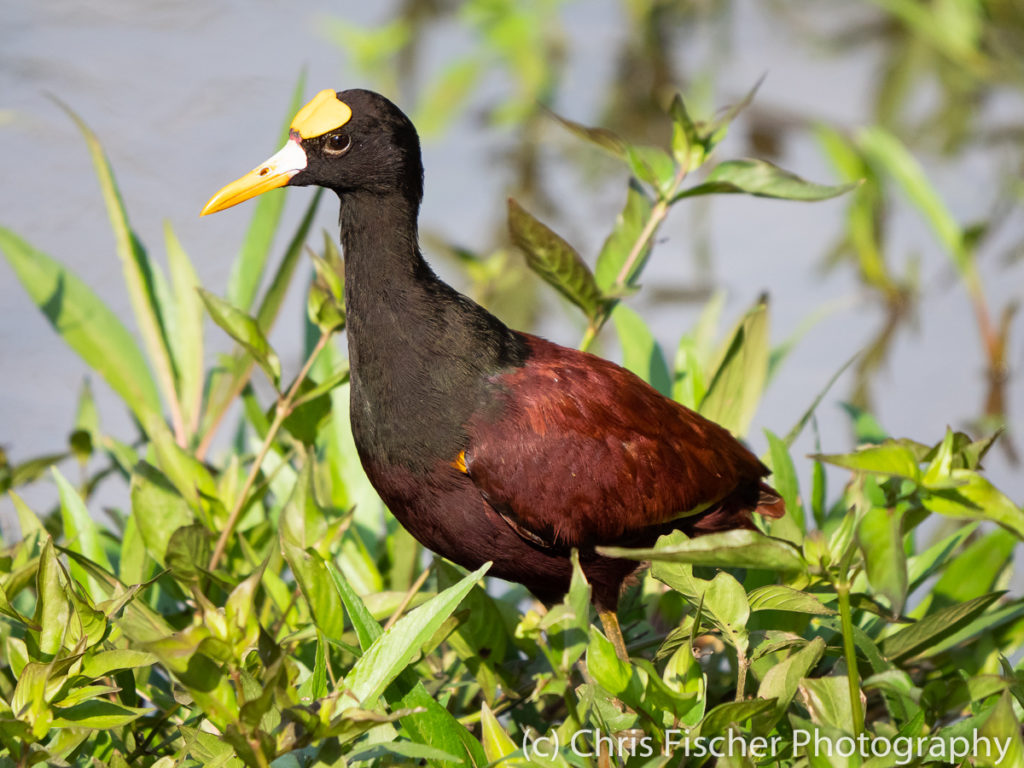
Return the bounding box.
[683,480,785,535]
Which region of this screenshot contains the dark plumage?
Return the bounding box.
[204,88,784,627]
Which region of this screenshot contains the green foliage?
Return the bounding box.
[1,29,1022,768]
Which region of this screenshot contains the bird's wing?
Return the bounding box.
[461,334,771,549]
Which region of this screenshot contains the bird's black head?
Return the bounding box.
[201,88,423,216]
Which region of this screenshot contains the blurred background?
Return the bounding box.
[2,0,1023,526]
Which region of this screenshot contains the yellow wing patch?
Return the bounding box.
[290,89,353,139]
[451,450,468,474]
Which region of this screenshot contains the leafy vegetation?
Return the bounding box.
[2,2,1023,766]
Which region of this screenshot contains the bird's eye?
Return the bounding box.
[326,133,352,155]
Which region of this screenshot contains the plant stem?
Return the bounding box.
[735,650,748,702]
[579,318,601,353]
[836,582,865,735]
[208,329,332,571]
[612,166,688,289]
[579,165,689,352]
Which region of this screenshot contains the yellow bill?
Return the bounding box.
[201,140,308,215]
[202,89,354,216]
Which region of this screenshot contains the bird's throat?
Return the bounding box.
[338,191,528,474]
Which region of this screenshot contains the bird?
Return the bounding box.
[202,88,784,660]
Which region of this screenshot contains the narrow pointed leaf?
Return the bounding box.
[612,303,672,396]
[199,289,281,387]
[341,563,489,710]
[857,505,908,616]
[601,529,805,571]
[698,299,769,437]
[164,221,204,435]
[880,592,1002,661]
[546,109,628,158]
[0,228,161,422]
[595,180,654,292]
[676,159,855,202]
[480,701,525,764]
[56,100,180,428]
[53,468,111,602]
[508,199,603,320]
[858,126,968,273]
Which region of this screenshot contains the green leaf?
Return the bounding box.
[612,303,672,396]
[543,551,591,672]
[932,528,1016,604]
[881,592,1002,661]
[587,629,642,707]
[180,725,245,768]
[328,562,488,767]
[199,289,281,388]
[0,228,161,422]
[53,467,111,603]
[164,221,204,436]
[757,636,826,725]
[906,523,977,592]
[282,542,345,640]
[980,691,1024,767]
[34,538,71,659]
[747,585,835,615]
[340,563,489,711]
[799,676,854,732]
[480,701,526,765]
[669,93,699,167]
[626,144,677,194]
[676,159,855,202]
[507,198,604,320]
[327,559,381,650]
[694,699,775,738]
[765,429,804,535]
[130,462,195,566]
[72,378,99,458]
[81,649,157,679]
[921,470,1024,540]
[164,524,211,583]
[698,299,769,437]
[144,625,238,727]
[227,72,307,311]
[858,126,968,274]
[51,699,151,729]
[56,100,180,430]
[546,109,628,159]
[346,742,464,765]
[601,529,805,572]
[814,439,922,482]
[857,504,908,616]
[411,58,481,137]
[595,180,653,292]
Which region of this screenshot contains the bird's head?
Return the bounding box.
[201,88,423,216]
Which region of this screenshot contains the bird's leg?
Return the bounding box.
[598,609,629,662]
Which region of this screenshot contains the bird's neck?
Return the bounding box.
[339,190,528,472]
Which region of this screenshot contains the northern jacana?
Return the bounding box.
[202,89,784,660]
